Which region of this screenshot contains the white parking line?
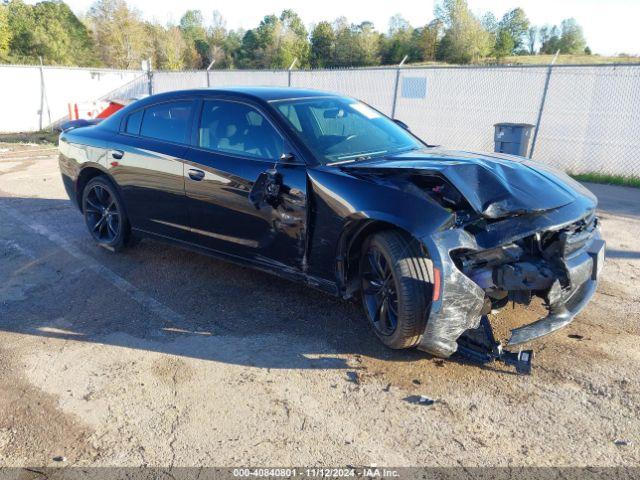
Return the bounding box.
[3,204,185,325]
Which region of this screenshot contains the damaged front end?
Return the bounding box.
[340,151,605,373]
[419,209,605,373]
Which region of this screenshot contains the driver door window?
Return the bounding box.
[198,100,283,161]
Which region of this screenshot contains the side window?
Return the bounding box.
[139,101,192,144]
[125,109,143,135]
[198,100,283,161]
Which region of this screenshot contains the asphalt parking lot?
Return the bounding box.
[0,143,639,468]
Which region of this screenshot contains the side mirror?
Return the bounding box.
[393,118,410,130]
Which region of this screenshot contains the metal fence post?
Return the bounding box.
[38,57,51,131]
[206,60,215,87]
[142,58,153,96]
[390,55,408,119]
[529,50,559,159]
[288,58,297,87]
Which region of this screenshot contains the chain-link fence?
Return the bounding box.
[145,64,640,177]
[3,62,636,177]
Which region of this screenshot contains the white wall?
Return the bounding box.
[0,65,144,132]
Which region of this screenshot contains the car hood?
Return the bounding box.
[340,148,597,219]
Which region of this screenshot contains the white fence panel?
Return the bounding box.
[0,65,142,132]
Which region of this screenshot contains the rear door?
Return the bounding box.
[184,97,308,270]
[110,99,196,240]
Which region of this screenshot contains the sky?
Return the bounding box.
[59,0,640,56]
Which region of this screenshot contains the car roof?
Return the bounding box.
[148,86,341,102]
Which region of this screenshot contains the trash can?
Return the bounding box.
[494,123,535,157]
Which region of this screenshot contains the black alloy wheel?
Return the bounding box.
[82,176,131,251]
[85,183,121,243]
[362,245,399,336]
[360,231,433,349]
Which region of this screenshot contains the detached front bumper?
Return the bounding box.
[417,222,605,359]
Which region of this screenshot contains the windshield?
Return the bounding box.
[272,97,424,164]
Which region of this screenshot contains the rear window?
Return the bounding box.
[139,101,192,144]
[125,109,143,135]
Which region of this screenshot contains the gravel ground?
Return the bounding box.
[0,143,638,468]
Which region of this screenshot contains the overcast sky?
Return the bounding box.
[58,0,639,56]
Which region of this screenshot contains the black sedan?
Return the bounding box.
[58,87,605,368]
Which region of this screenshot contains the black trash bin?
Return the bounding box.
[494,123,535,157]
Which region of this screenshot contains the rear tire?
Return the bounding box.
[81,176,132,252]
[360,230,433,349]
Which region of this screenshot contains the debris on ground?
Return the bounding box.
[404,395,436,406]
[614,439,632,446]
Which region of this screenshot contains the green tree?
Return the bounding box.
[496,8,529,54]
[239,10,309,69]
[5,0,35,61]
[147,23,187,70]
[0,3,12,59]
[558,18,586,54]
[4,0,97,65]
[179,9,209,68]
[539,25,560,54]
[526,26,537,54]
[87,0,150,69]
[436,0,492,64]
[310,21,334,68]
[409,19,443,62]
[493,29,515,60]
[382,14,412,64]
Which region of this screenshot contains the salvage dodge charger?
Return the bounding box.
[58,87,605,372]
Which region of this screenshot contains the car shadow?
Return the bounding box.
[0,196,511,374]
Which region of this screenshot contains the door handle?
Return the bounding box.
[111,150,124,160]
[188,168,205,181]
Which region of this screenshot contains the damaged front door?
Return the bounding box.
[184,98,308,271]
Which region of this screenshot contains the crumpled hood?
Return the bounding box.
[341,148,597,219]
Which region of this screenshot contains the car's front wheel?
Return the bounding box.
[82,176,131,252]
[360,230,433,349]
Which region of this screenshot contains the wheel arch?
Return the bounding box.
[75,165,119,212]
[336,216,430,298]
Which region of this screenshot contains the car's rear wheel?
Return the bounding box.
[360,230,433,349]
[82,176,131,252]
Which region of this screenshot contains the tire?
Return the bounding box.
[81,176,131,252]
[360,230,433,349]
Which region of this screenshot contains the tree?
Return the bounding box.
[539,25,560,54]
[179,10,209,68]
[310,21,334,68]
[410,19,442,62]
[435,0,492,64]
[278,9,310,68]
[493,29,515,60]
[87,0,150,69]
[4,0,97,65]
[239,10,309,69]
[206,10,231,68]
[0,2,12,59]
[558,18,586,54]
[353,21,381,66]
[147,23,187,70]
[526,26,537,54]
[496,8,529,54]
[382,14,412,64]
[332,17,353,67]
